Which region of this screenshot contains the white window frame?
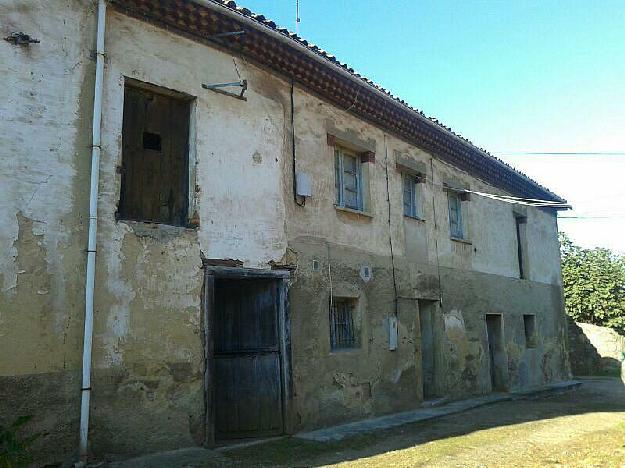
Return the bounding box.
[403,173,423,219]
[335,147,363,211]
[448,190,466,240]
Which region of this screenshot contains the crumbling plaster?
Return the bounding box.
[0,1,97,464]
[0,0,94,371]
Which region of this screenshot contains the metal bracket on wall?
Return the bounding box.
[202,79,248,101]
[202,57,248,101]
[4,32,40,45]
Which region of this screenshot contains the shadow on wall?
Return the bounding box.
[567,317,623,376]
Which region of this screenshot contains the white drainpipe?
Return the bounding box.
[79,0,106,462]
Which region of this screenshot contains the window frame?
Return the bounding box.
[403,173,423,220]
[447,190,465,240]
[329,297,360,351]
[335,146,363,212]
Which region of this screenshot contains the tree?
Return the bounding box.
[559,232,625,333]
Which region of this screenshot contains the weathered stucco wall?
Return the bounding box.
[284,84,568,428]
[89,10,290,457]
[1,2,570,464]
[0,1,97,463]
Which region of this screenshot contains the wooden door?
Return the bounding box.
[119,85,189,226]
[213,278,284,439]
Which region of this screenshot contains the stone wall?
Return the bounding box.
[568,320,625,376]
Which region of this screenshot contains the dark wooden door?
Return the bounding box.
[119,85,189,226]
[214,279,284,439]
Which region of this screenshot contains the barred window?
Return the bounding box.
[329,298,359,350]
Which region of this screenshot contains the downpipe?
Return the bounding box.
[78,0,106,463]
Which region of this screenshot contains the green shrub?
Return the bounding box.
[0,416,40,468]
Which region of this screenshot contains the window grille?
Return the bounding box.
[329,298,358,350]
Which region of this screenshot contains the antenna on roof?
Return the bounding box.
[296,0,301,34]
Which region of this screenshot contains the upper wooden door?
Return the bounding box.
[119,84,189,226]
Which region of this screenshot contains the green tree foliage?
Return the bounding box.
[560,232,625,333]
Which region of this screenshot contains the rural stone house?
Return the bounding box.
[1,0,571,465]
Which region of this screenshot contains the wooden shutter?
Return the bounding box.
[119,85,189,225]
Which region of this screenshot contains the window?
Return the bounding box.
[523,314,536,348]
[335,147,362,211]
[403,174,422,219]
[447,191,465,239]
[118,83,190,226]
[329,297,359,350]
[515,215,527,279]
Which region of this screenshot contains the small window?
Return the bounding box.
[448,191,465,239]
[142,131,162,151]
[523,314,536,348]
[118,84,190,226]
[515,216,527,279]
[403,174,422,219]
[329,297,359,350]
[335,147,362,211]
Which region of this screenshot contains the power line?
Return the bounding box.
[494,151,625,156]
[423,179,570,208]
[559,215,625,219]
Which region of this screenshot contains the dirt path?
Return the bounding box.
[216,378,625,467]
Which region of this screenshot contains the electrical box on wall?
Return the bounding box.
[295,171,312,197]
[389,316,398,351]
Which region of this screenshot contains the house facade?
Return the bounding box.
[1,0,570,465]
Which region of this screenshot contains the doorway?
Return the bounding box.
[418,300,437,400]
[485,314,508,391]
[203,267,291,444]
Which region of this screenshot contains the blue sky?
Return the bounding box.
[241,0,625,252]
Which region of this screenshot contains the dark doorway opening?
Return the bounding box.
[418,300,437,400]
[203,268,291,445]
[485,314,508,392]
